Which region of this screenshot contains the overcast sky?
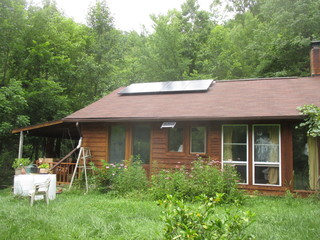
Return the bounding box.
[30,0,213,33]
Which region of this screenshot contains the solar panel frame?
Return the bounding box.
[118,80,213,95]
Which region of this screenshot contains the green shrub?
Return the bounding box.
[90,157,148,196]
[90,160,124,193]
[159,194,254,240]
[112,158,149,196]
[150,158,243,203]
[149,167,190,200]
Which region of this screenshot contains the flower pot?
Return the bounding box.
[39,168,49,174]
[26,164,38,174]
[15,168,21,175]
[15,168,26,175]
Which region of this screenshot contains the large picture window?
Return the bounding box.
[190,126,206,154]
[253,125,280,185]
[222,125,248,183]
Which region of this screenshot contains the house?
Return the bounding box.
[12,42,320,195]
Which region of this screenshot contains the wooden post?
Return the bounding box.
[18,131,23,159]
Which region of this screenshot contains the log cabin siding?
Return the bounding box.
[150,122,214,170]
[78,120,308,194]
[208,123,221,161]
[81,123,108,167]
[280,122,294,190]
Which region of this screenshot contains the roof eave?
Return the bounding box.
[12,120,64,134]
[11,120,80,139]
[62,115,305,123]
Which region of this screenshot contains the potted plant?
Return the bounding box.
[12,158,31,175]
[38,163,50,174]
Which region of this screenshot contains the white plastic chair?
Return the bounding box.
[28,178,51,206]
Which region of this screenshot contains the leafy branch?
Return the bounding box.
[297,104,320,137]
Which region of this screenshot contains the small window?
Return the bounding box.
[109,125,126,164]
[168,128,184,152]
[190,126,206,154]
[132,125,151,164]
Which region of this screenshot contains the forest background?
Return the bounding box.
[1,0,320,184]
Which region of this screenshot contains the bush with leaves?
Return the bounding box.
[150,158,243,203]
[89,157,148,195]
[112,157,149,195]
[89,160,124,193]
[159,194,254,240]
[149,166,190,200]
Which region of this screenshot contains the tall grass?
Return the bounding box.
[0,188,163,240]
[244,195,320,239]
[1,188,320,239]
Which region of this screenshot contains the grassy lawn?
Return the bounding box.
[1,188,320,239]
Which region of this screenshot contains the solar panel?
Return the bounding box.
[118,80,213,95]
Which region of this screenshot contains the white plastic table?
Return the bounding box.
[13,174,56,200]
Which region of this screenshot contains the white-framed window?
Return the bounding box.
[253,124,281,186]
[190,126,207,154]
[222,125,248,184]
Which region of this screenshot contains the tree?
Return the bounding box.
[178,0,213,77]
[86,0,124,98]
[140,11,190,81]
[211,0,261,16]
[252,0,320,77]
[297,105,320,137]
[0,81,29,183]
[0,0,26,86]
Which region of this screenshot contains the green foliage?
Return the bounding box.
[0,81,29,136]
[112,158,149,196]
[150,166,189,200]
[159,194,254,240]
[12,158,31,169]
[25,78,68,123]
[38,163,49,169]
[89,160,124,193]
[297,104,320,137]
[89,158,148,195]
[150,158,243,203]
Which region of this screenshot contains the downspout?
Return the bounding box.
[18,131,24,159]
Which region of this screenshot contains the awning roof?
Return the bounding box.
[12,120,80,139]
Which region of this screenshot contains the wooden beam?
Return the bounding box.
[12,120,64,134]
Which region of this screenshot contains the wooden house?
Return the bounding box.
[12,42,320,195]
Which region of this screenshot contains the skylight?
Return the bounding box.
[161,122,176,128]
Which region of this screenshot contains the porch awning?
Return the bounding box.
[11,120,80,139]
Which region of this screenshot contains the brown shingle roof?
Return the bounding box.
[64,77,320,122]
